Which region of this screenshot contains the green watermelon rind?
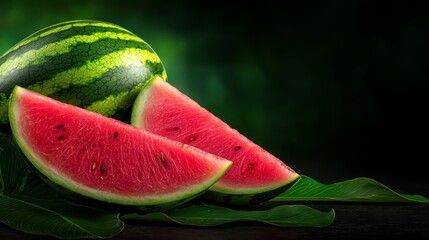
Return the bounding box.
[204,176,300,206]
[208,172,300,195]
[9,86,232,209]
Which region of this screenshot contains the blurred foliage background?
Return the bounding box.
[1,0,428,182]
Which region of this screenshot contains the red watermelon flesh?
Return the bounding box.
[131,77,299,196]
[9,86,232,207]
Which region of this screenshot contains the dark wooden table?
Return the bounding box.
[2,176,428,240]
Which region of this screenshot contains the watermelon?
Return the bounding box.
[131,77,300,205]
[9,86,231,211]
[0,20,167,131]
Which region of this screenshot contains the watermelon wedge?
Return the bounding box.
[131,77,300,205]
[8,86,232,210]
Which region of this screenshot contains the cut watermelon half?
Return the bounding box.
[131,77,300,205]
[9,86,232,210]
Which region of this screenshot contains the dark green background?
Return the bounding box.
[1,0,427,182]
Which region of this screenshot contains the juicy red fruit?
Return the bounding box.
[132,77,299,196]
[9,86,232,207]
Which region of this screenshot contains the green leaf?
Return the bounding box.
[0,132,32,194]
[121,204,335,227]
[0,133,124,239]
[272,175,429,203]
[0,194,124,239]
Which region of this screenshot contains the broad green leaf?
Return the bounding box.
[0,132,32,194]
[121,204,335,227]
[0,194,124,239]
[0,133,124,239]
[272,175,429,203]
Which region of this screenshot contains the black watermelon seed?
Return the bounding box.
[57,136,65,140]
[234,146,241,150]
[100,163,107,174]
[55,124,65,129]
[114,131,119,139]
[248,163,255,170]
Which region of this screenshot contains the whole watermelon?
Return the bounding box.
[0,20,167,132]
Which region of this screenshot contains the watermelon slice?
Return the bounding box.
[131,77,300,205]
[8,86,232,210]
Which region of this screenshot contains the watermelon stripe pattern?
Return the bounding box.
[0,20,167,127]
[0,20,131,60]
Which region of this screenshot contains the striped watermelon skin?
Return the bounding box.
[0,20,167,131]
